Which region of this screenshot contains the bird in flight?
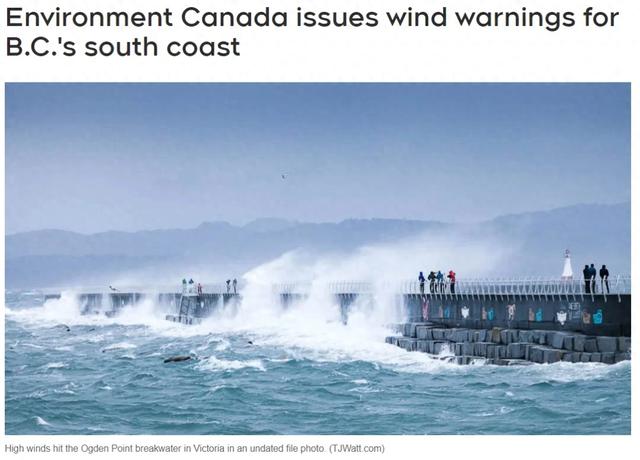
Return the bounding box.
[281,173,288,180]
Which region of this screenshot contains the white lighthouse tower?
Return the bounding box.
[561,249,573,280]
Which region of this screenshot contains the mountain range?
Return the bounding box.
[5,202,630,289]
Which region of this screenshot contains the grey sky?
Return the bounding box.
[5,83,630,234]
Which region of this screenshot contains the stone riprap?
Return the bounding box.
[386,323,631,365]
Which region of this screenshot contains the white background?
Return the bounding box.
[1,0,638,457]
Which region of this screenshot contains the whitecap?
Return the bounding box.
[197,356,265,372]
[45,362,67,369]
[102,342,137,352]
[351,379,368,385]
[35,416,51,426]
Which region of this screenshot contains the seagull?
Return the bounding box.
[281,173,287,180]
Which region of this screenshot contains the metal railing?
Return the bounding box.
[40,276,631,301]
[273,275,631,301]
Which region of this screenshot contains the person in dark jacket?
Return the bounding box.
[436,270,444,293]
[427,271,436,293]
[589,264,597,293]
[582,265,591,293]
[418,272,426,295]
[599,265,610,293]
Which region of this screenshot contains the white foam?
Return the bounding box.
[35,416,50,426]
[45,362,67,369]
[102,342,136,352]
[196,356,265,372]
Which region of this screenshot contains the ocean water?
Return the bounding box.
[5,290,631,435]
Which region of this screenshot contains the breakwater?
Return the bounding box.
[386,323,631,365]
[34,277,633,367]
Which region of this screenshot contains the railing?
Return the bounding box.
[273,275,632,300]
[40,276,631,300]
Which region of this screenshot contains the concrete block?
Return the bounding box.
[562,352,574,362]
[584,338,598,353]
[462,342,474,355]
[416,326,433,340]
[507,343,526,359]
[550,332,569,349]
[403,323,412,337]
[432,342,451,355]
[590,353,602,363]
[518,330,534,343]
[532,330,547,345]
[472,330,487,342]
[490,328,502,343]
[614,352,631,363]
[500,329,519,344]
[580,353,591,362]
[474,342,491,357]
[617,337,631,353]
[417,340,430,353]
[562,336,574,351]
[601,352,615,364]
[573,335,586,352]
[398,338,417,351]
[432,329,446,340]
[454,343,464,356]
[529,346,545,363]
[596,337,618,353]
[497,345,507,359]
[543,348,562,363]
[385,336,395,345]
[450,329,470,343]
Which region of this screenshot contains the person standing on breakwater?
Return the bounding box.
[436,270,444,293]
[197,282,203,296]
[428,271,436,293]
[589,264,597,293]
[600,264,610,293]
[226,279,231,293]
[182,278,187,295]
[418,271,426,294]
[232,278,237,294]
[447,270,456,293]
[582,265,591,293]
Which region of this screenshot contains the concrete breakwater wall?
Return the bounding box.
[404,294,631,337]
[67,287,630,336]
[386,323,631,365]
[78,292,240,318]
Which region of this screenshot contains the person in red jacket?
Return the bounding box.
[447,270,456,294]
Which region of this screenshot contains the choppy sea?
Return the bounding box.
[5,290,631,435]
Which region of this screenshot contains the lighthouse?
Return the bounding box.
[561,249,573,279]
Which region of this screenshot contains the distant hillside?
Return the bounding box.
[4,203,630,289]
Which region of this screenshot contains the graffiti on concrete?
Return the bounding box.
[529,308,535,321]
[507,304,516,321]
[556,310,567,326]
[487,308,495,321]
[461,306,470,319]
[438,305,444,318]
[482,306,487,320]
[593,308,603,325]
[444,306,451,319]
[422,297,429,321]
[568,302,581,321]
[582,310,591,324]
[535,308,543,322]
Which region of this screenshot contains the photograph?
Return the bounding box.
[4,82,631,435]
